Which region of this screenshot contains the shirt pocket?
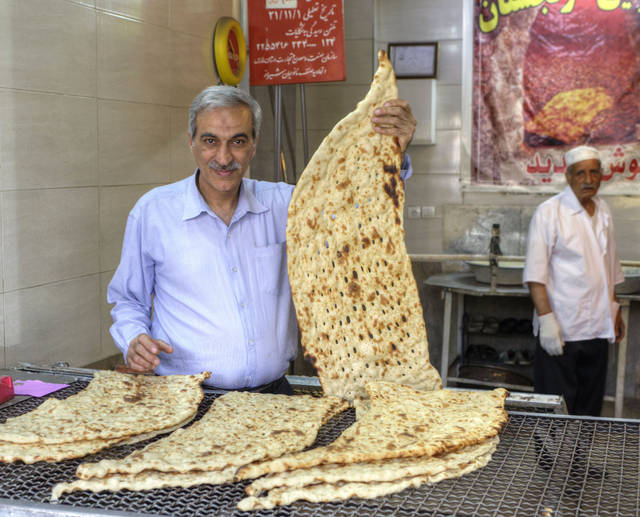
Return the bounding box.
[253,242,286,295]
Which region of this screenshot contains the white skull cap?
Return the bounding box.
[565,145,601,168]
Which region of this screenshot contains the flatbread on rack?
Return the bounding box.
[238,438,498,511]
[235,383,508,511]
[236,383,508,481]
[51,391,348,500]
[285,49,441,403]
[0,371,209,446]
[244,437,499,496]
[0,415,194,464]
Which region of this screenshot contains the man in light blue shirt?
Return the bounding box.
[108,85,417,393]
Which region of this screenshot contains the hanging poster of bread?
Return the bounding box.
[286,49,442,403]
[473,0,640,187]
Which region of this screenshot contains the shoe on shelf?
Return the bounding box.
[517,349,534,366]
[498,317,518,334]
[466,344,499,363]
[515,318,533,334]
[499,349,517,365]
[467,314,484,333]
[482,316,500,335]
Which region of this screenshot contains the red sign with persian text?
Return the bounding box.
[248,0,346,86]
[473,0,640,193]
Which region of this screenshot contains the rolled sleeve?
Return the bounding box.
[107,212,154,358]
[523,208,551,286]
[400,154,413,181]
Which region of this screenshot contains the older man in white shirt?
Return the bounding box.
[523,145,625,416]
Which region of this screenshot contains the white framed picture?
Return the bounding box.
[388,42,438,79]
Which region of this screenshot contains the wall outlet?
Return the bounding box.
[421,206,436,218]
[407,206,421,219]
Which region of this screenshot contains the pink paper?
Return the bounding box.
[13,380,69,397]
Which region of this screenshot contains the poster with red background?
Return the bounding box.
[473,0,640,192]
[248,0,345,86]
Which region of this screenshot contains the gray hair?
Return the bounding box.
[188,86,263,140]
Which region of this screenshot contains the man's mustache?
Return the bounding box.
[208,159,241,171]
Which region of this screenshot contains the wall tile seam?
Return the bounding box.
[94,5,222,40]
[0,89,193,110]
[94,7,168,27]
[97,182,170,190]
[3,272,104,296]
[435,126,462,131]
[0,87,98,101]
[0,186,102,193]
[94,5,225,39]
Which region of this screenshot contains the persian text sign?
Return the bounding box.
[248,0,345,85]
[472,0,640,193]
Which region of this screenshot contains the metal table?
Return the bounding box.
[425,272,639,418]
[1,368,640,516]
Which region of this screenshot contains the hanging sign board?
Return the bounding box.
[248,0,346,86]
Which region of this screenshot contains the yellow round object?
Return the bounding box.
[213,17,246,86]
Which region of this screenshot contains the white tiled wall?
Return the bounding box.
[0,0,234,368]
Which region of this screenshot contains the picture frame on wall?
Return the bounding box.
[388,42,438,79]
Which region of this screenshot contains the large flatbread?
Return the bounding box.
[236,383,508,481]
[73,391,347,481]
[238,438,498,511]
[245,436,498,495]
[51,391,348,500]
[0,371,209,444]
[286,50,441,402]
[0,415,194,464]
[52,467,238,501]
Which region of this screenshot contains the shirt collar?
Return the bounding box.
[560,185,601,215]
[183,170,268,221]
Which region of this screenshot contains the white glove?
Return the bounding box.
[538,312,564,356]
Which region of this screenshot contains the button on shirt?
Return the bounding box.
[108,157,413,389]
[523,186,624,343]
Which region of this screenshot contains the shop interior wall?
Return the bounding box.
[4,0,637,403]
[0,0,236,369]
[285,0,640,404]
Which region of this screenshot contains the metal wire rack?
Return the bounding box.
[0,381,638,516]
